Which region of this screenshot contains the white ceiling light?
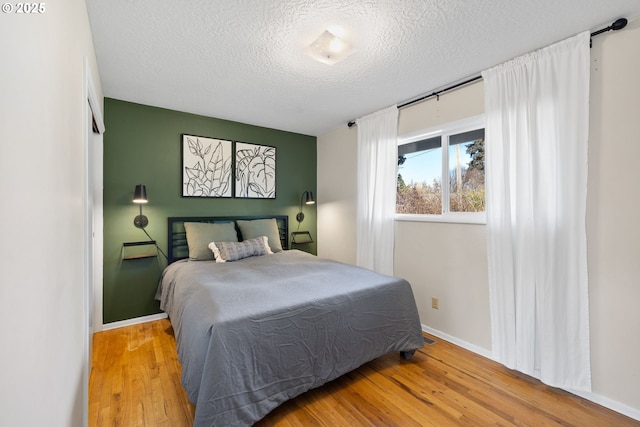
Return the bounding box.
[305,30,355,66]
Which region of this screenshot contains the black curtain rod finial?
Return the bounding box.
[590,17,628,38]
[611,18,628,31]
[590,17,627,47]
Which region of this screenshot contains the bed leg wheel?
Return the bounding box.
[400,350,415,360]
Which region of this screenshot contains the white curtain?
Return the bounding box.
[356,105,399,276]
[482,31,591,391]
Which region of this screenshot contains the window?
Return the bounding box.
[396,116,485,223]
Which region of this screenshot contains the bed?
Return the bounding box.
[156,215,424,426]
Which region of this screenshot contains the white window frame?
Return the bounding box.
[396,114,486,224]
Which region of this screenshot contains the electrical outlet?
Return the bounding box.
[432,297,439,309]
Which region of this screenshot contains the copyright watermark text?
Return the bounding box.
[2,3,46,13]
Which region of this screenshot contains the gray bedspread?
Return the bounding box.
[157,249,424,426]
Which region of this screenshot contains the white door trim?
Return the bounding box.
[83,56,104,427]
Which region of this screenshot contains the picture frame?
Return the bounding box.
[182,134,233,198]
[235,142,276,199]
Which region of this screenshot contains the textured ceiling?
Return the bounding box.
[86,0,640,136]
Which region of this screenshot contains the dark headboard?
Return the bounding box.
[167,215,289,264]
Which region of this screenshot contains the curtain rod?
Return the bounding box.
[347,17,627,128]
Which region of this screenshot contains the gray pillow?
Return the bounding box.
[184,222,238,260]
[209,236,272,262]
[236,218,283,253]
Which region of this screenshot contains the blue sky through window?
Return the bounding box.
[398,145,473,186]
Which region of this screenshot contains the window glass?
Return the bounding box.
[448,129,485,213]
[397,136,442,214]
[396,116,485,222]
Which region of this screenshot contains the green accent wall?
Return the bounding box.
[103,98,317,324]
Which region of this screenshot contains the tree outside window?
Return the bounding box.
[396,120,485,220]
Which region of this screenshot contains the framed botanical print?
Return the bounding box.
[182,134,233,197]
[235,142,276,199]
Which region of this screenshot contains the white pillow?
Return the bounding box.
[209,236,273,262]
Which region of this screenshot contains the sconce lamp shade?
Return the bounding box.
[304,191,315,205]
[133,184,149,228]
[296,190,315,222]
[133,184,148,203]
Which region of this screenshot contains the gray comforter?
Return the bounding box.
[157,250,424,426]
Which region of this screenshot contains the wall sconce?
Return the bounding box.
[296,190,315,222]
[133,184,149,228]
[293,190,315,245]
[126,184,169,261]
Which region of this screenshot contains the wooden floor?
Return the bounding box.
[89,319,639,427]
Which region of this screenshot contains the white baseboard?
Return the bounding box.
[102,312,168,331]
[422,324,494,360]
[569,389,640,422]
[421,324,640,422]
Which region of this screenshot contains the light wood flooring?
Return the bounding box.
[89,319,639,426]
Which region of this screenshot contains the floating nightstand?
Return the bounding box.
[122,240,158,260]
[291,231,314,244]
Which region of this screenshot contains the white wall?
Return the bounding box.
[0,1,103,426]
[317,19,640,417]
[587,18,640,413]
[317,124,358,265]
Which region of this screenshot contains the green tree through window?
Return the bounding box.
[396,121,485,218]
